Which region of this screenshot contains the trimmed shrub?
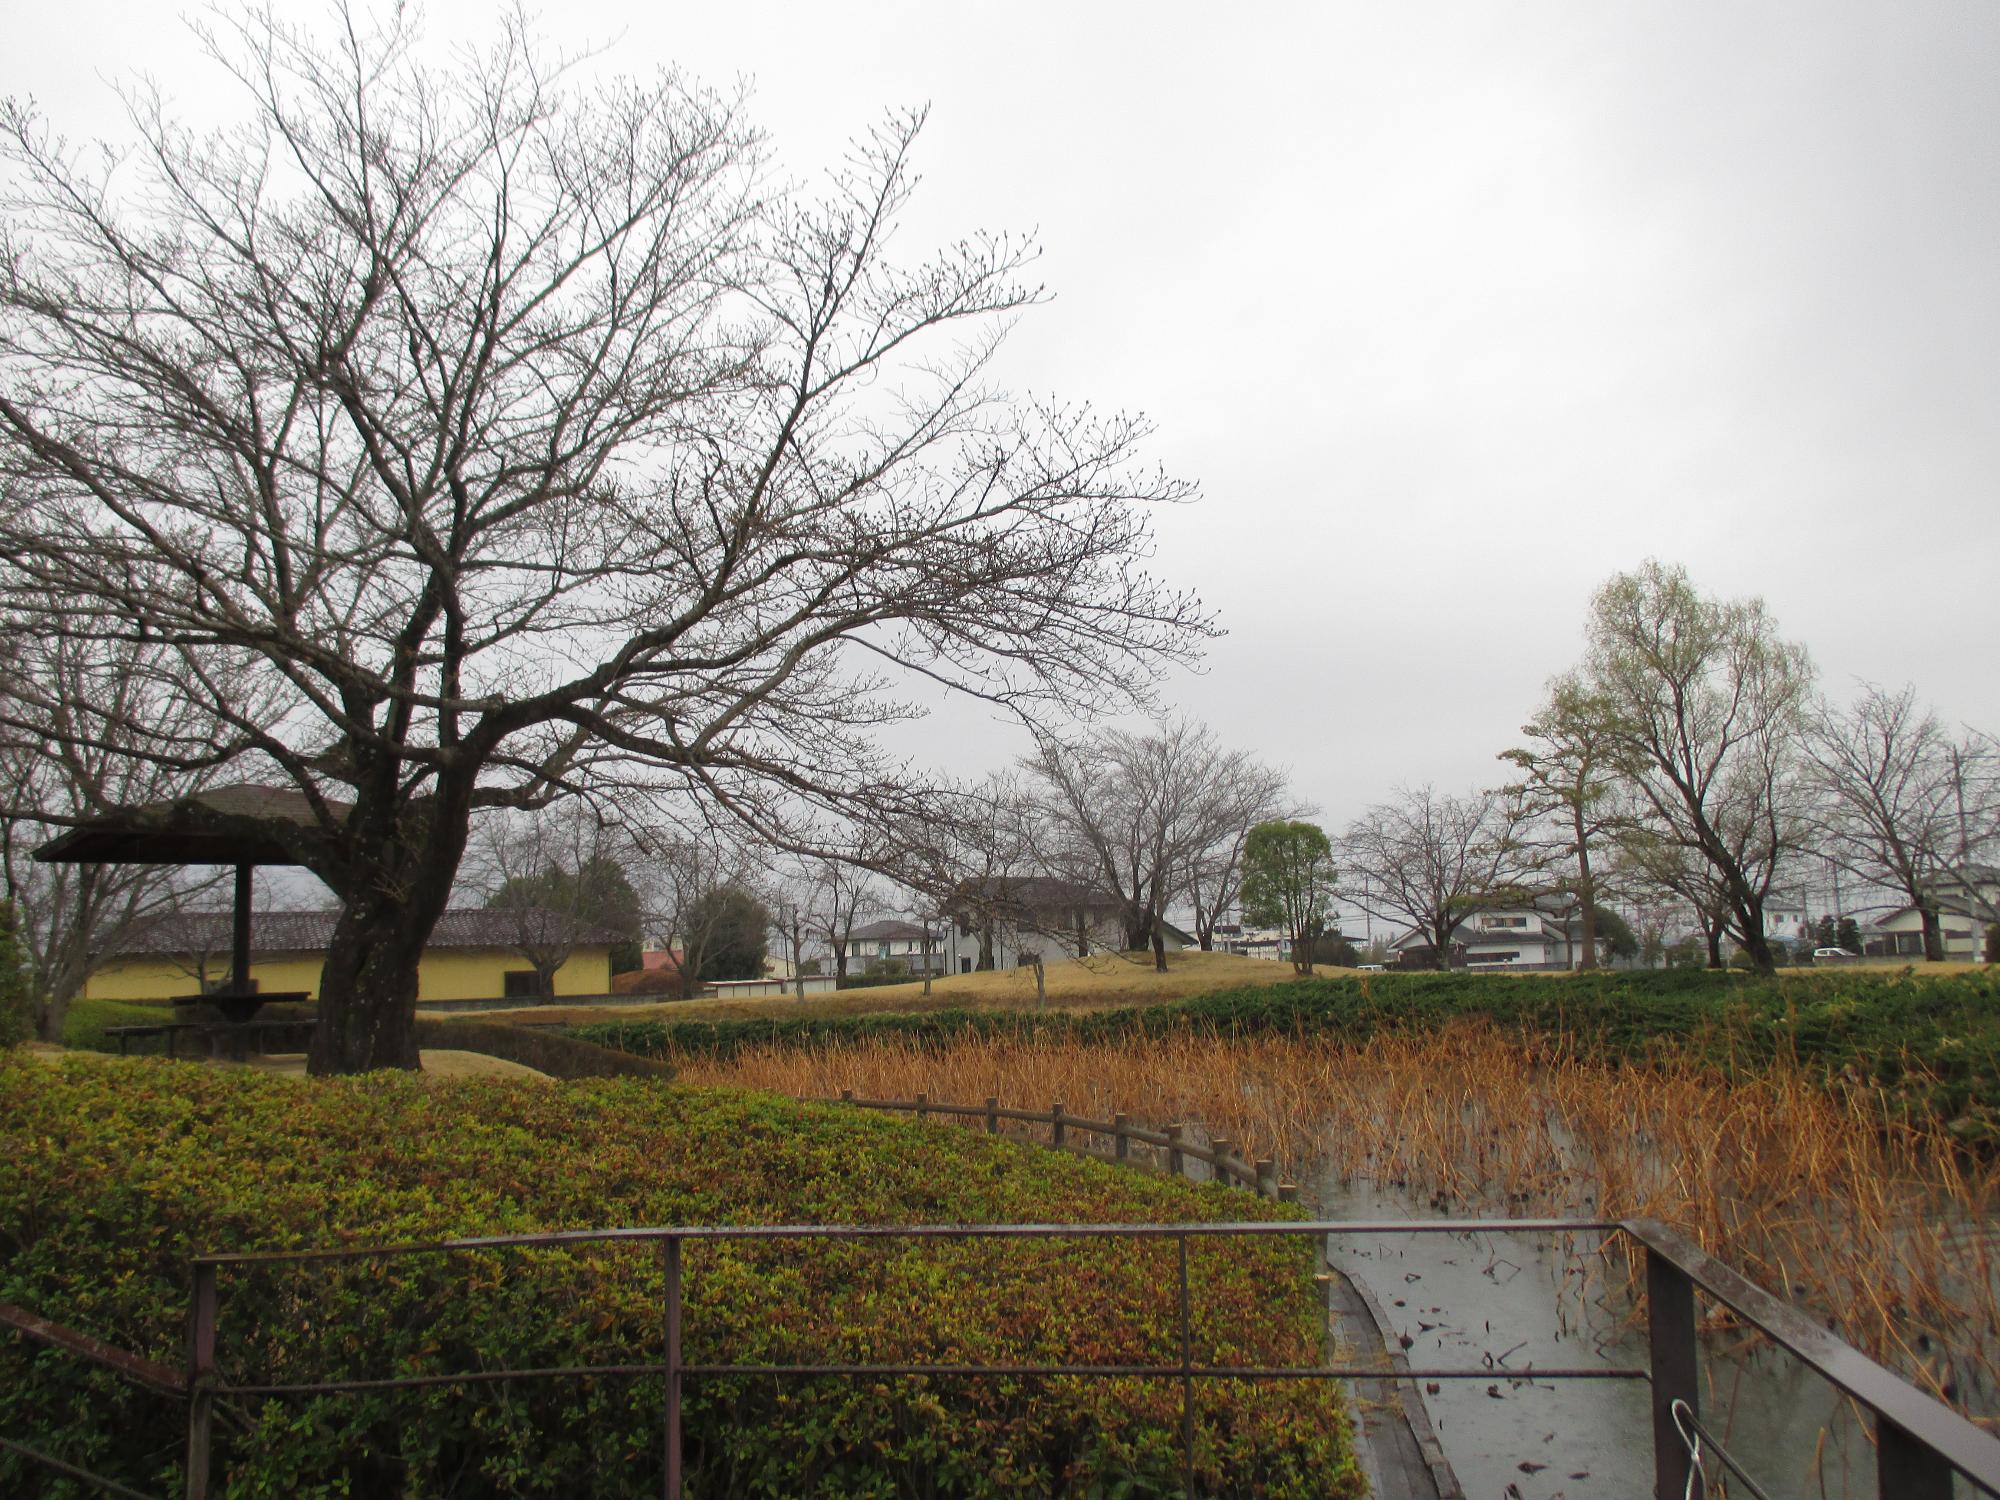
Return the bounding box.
[0,1057,1359,1498]
[0,901,29,1047]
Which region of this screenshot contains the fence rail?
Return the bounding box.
[832,1089,1300,1199]
[10,1095,2000,1499]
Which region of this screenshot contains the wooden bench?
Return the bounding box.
[106,1016,317,1060]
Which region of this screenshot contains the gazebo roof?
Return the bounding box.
[33,782,350,867]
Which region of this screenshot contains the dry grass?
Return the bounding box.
[490,948,1351,1027]
[672,1022,2000,1416]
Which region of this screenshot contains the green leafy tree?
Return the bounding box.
[1241,820,1337,976]
[1590,906,1639,962]
[685,887,771,983]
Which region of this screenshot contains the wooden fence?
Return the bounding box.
[829,1091,1300,1201]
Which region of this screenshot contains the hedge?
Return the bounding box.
[572,967,2000,1138]
[0,1056,1360,1498]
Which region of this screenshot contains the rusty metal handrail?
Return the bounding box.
[177,1216,2000,1499]
[0,1302,183,1498]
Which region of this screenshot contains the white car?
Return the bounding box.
[1811,947,1859,963]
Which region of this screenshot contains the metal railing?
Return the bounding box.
[10,1090,2000,1498]
[149,1215,2000,1500]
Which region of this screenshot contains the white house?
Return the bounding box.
[1389,905,1576,969]
[840,919,949,976]
[1865,865,1999,960]
[1763,890,1809,945]
[942,876,1188,974]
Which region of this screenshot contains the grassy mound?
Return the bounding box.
[574,967,2000,1136]
[0,1055,1357,1499]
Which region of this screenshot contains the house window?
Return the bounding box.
[503,970,543,999]
[1483,916,1527,929]
[878,941,891,959]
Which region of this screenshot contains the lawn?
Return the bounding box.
[0,1053,1360,1499]
[500,948,1343,1027]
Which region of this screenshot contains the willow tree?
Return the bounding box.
[1581,562,1812,975]
[0,7,1207,1072]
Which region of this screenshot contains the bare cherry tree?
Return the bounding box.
[1340,785,1521,970]
[0,8,1209,1071]
[935,771,1033,972]
[803,857,884,984]
[625,826,757,1000]
[1022,720,1287,971]
[465,805,639,999]
[0,629,235,1039]
[1802,685,1981,961]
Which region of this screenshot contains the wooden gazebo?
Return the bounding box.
[35,783,348,1023]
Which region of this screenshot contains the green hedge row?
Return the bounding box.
[0,1056,1359,1498]
[572,967,2000,1137]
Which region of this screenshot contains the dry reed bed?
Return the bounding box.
[671,1021,2000,1414]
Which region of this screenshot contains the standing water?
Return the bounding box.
[1315,1172,1889,1499]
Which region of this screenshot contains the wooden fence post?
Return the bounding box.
[1255,1159,1276,1197]
[1166,1124,1185,1178]
[1113,1113,1130,1162]
[840,1089,854,1104]
[915,1092,928,1120]
[1210,1137,1234,1185]
[1050,1100,1066,1149]
[984,1097,999,1134]
[185,1261,217,1500]
[1278,1182,1298,1203]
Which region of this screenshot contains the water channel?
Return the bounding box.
[1311,1171,1933,1500]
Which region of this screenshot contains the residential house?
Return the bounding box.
[86,908,615,1003]
[1865,865,2000,960]
[841,919,948,977]
[943,876,1188,974]
[1389,902,1574,970]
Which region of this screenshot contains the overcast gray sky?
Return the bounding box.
[7,1,1996,839]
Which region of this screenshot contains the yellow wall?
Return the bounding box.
[84,946,613,1003]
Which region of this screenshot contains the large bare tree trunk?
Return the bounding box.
[312,903,429,1073]
[1920,906,1944,962]
[308,785,470,1074]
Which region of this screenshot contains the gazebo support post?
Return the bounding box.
[231,863,254,995]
